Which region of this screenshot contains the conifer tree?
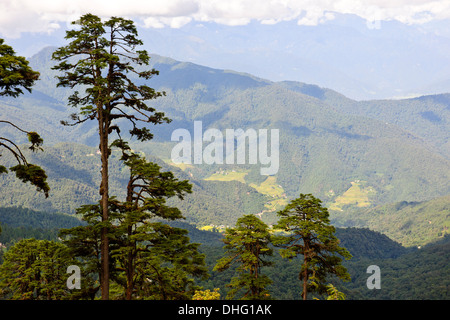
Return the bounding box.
[110,150,206,299]
[59,149,207,300]
[52,14,169,299]
[273,193,352,300]
[0,239,76,300]
[214,214,273,300]
[0,38,39,98]
[0,39,49,197]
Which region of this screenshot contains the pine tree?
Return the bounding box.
[57,203,108,299]
[0,39,49,197]
[273,193,352,300]
[59,150,208,300]
[111,151,207,299]
[214,214,273,300]
[0,239,76,300]
[52,14,169,299]
[0,38,39,97]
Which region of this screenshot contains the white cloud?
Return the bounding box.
[0,1,60,38]
[144,16,193,29]
[1,0,450,38]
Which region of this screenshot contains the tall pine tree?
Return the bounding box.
[111,150,206,299]
[273,193,352,300]
[52,14,169,299]
[59,149,207,300]
[214,214,273,300]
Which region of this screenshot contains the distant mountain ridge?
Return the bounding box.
[134,16,450,101]
[8,14,450,101]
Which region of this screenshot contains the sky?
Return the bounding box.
[2,0,450,100]
[1,0,450,38]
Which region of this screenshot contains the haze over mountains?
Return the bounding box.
[141,15,450,101]
[6,13,450,101]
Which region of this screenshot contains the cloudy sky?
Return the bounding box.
[1,0,450,38]
[2,0,450,100]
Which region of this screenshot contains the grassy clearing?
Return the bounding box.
[329,180,375,211]
[250,176,283,197]
[202,172,289,226]
[204,169,249,183]
[250,176,289,212]
[163,159,195,171]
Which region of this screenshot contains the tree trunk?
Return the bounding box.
[99,116,110,300]
[302,238,310,301]
[125,226,134,300]
[302,265,308,300]
[125,176,135,300]
[125,259,133,300]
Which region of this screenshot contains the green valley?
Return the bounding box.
[205,169,248,184]
[1,47,450,247]
[2,47,449,211]
[204,170,288,224]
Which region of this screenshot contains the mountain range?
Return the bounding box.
[138,15,450,101]
[7,14,450,101]
[0,46,449,247]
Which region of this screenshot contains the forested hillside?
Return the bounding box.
[200,238,450,300]
[0,143,268,227]
[332,194,450,247]
[0,206,83,251]
[1,47,449,210]
[1,46,449,246]
[1,141,448,247]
